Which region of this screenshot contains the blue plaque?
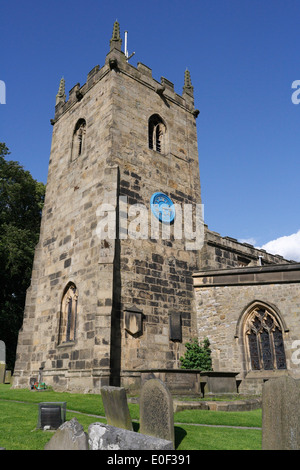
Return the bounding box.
[150,192,175,223]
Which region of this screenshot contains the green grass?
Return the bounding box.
[0,384,262,450]
[175,424,261,450]
[174,408,262,428]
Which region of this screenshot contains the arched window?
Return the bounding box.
[148,114,166,154]
[243,303,286,371]
[58,283,78,344]
[71,119,86,160]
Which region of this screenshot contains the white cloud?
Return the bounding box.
[261,230,300,262]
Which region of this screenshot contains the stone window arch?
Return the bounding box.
[58,283,78,344]
[148,114,167,154]
[71,118,86,161]
[243,302,287,371]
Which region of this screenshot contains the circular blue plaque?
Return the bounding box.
[150,192,175,223]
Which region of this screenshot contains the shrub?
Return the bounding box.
[180,337,213,370]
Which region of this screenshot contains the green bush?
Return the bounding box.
[180,337,213,370]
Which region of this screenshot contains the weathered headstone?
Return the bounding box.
[44,418,89,450]
[0,341,6,384]
[139,378,175,447]
[88,423,174,450]
[262,375,300,450]
[101,386,133,430]
[4,370,11,384]
[0,341,5,363]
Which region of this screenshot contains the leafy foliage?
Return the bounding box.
[180,337,213,371]
[0,144,45,369]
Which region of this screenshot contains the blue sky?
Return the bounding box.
[1,0,300,260]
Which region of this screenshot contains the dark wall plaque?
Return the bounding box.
[169,312,182,342]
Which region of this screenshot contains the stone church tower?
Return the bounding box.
[13,22,203,392]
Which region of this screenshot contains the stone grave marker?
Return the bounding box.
[88,423,174,450]
[262,375,300,450]
[0,341,6,384]
[139,378,175,447]
[44,418,89,450]
[101,386,133,430]
[4,370,11,384]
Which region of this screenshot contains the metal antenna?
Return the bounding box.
[125,31,128,58]
[124,30,135,61]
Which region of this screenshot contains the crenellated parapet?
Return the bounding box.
[52,21,199,124]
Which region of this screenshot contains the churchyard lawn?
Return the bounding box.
[0,384,261,450]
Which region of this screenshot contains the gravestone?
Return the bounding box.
[0,341,5,384]
[262,375,300,450]
[139,378,175,447]
[44,418,89,450]
[4,370,11,384]
[88,423,174,450]
[37,402,67,430]
[101,386,133,431]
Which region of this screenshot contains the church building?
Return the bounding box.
[13,22,300,395]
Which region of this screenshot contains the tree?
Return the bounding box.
[180,337,213,371]
[0,143,45,370]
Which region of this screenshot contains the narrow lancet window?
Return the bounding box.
[58,283,78,344]
[71,119,86,160]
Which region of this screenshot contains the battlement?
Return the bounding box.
[199,225,296,270]
[52,22,199,124]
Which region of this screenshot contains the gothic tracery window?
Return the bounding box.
[71,119,86,160]
[58,283,78,344]
[148,114,166,154]
[244,305,286,371]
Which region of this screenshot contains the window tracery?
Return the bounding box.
[244,305,286,371]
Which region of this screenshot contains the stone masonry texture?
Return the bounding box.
[194,265,300,394]
[13,29,202,392]
[13,23,300,395]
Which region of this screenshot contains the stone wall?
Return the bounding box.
[14,23,297,396]
[199,226,293,270]
[13,55,120,391]
[101,47,202,385]
[104,56,201,382]
[193,264,300,394]
[13,36,202,392]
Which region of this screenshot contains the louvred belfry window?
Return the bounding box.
[148,114,166,154]
[245,306,286,371]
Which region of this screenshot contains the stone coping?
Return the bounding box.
[193,263,300,287]
[199,371,239,378]
[128,396,261,412]
[173,398,262,413]
[123,369,237,374]
[123,369,201,374]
